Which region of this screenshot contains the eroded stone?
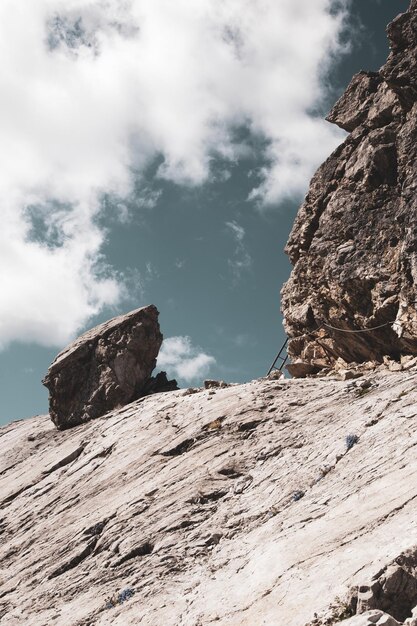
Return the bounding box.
[43,305,163,429]
[281,1,417,376]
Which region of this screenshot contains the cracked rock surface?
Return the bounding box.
[3,368,417,624]
[281,0,417,373]
[42,305,163,430]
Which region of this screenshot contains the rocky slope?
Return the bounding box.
[281,0,417,375]
[3,365,417,625]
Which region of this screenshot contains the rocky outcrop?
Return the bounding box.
[3,366,417,624]
[281,0,417,375]
[43,305,165,430]
[356,563,417,622]
[141,370,179,396]
[337,611,402,626]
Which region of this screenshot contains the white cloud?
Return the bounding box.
[157,336,216,383]
[233,333,256,348]
[225,220,252,282]
[145,262,159,280]
[225,221,245,243]
[0,0,349,348]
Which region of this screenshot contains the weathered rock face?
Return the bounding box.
[338,611,402,626]
[281,1,417,374]
[43,305,163,430]
[3,367,417,624]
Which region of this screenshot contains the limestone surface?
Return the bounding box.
[3,367,417,624]
[281,0,417,374]
[42,305,163,430]
[339,612,401,626]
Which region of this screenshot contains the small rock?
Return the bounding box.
[182,388,201,395]
[383,357,403,372]
[267,370,284,380]
[286,361,319,378]
[404,605,417,625]
[205,533,223,546]
[141,371,178,395]
[357,581,381,614]
[204,380,229,389]
[339,610,399,625]
[337,369,363,381]
[401,355,417,370]
[377,616,402,626]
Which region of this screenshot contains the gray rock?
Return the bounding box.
[204,379,229,389]
[360,565,417,622]
[3,368,417,625]
[281,1,417,375]
[141,371,179,395]
[286,360,319,378]
[42,305,163,429]
[340,612,401,626]
[405,605,417,625]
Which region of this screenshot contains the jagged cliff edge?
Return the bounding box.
[282,0,417,378]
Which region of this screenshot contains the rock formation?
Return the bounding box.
[43,305,170,430]
[281,0,417,375]
[5,5,417,626]
[3,366,417,624]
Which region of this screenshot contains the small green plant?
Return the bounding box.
[333,605,355,621]
[331,595,355,622]
[307,589,357,625]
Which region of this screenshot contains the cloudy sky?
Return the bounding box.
[0,0,409,425]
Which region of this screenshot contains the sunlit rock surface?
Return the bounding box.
[3,368,417,624]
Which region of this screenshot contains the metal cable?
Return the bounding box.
[321,320,396,334]
[267,319,398,375]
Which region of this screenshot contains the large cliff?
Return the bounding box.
[282,0,417,375]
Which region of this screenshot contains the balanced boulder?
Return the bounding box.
[43,305,163,429]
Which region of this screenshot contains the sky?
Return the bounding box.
[0,0,410,425]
